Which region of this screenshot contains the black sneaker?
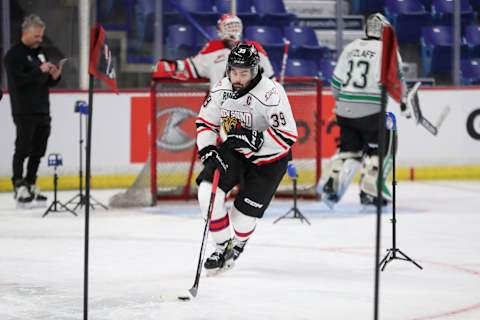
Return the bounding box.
[204,239,234,270]
[233,239,248,261]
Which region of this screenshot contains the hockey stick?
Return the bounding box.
[407,82,451,136]
[279,39,290,84]
[161,169,220,302]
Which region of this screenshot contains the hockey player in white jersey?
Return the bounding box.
[317,13,411,208]
[152,14,275,87]
[195,43,297,273]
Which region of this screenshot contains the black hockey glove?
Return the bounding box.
[198,145,228,174]
[225,127,264,152]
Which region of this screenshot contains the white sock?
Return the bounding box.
[197,182,231,245]
[230,206,257,243]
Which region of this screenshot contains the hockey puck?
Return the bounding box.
[177,296,191,301]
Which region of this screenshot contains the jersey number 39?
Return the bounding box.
[271,112,287,127]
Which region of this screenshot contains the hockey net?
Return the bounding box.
[110,77,322,207]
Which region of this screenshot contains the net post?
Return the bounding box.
[315,77,323,185]
[150,79,158,206]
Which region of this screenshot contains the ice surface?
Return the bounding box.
[1,181,479,320]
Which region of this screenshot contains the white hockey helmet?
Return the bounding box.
[365,13,390,39]
[217,14,243,41]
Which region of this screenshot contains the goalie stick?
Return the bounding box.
[407,81,450,136]
[159,169,221,302]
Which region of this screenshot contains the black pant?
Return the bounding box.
[336,113,390,157]
[196,144,289,218]
[12,114,51,186]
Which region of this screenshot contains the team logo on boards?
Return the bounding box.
[156,107,197,151]
[467,109,480,140]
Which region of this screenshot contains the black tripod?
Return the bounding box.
[65,101,108,211]
[43,154,77,218]
[379,114,422,271]
[274,163,311,225]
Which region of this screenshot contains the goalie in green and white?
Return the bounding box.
[316,13,411,208]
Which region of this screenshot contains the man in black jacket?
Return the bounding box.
[4,14,62,208]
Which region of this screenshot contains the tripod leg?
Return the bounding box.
[379,250,394,271]
[273,208,295,224]
[65,193,81,206]
[294,208,311,225]
[58,202,78,216]
[89,195,109,210]
[396,249,423,270]
[42,201,57,218]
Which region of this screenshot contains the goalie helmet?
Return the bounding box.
[217,14,243,42]
[365,13,390,39]
[227,43,260,78]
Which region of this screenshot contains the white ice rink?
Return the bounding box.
[1,180,479,320]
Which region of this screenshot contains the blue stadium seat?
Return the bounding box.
[166,24,196,59]
[460,58,480,84]
[471,0,480,10]
[350,0,385,14]
[417,0,433,10]
[97,0,129,31]
[244,26,285,75]
[285,58,319,77]
[464,25,480,58]
[421,26,469,75]
[431,0,475,28]
[251,0,297,26]
[244,26,284,48]
[283,26,327,60]
[174,0,220,25]
[385,0,433,42]
[214,0,261,24]
[162,0,183,25]
[317,59,337,85]
[195,25,219,51]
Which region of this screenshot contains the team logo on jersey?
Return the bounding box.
[156,107,197,151]
[221,115,240,134]
[221,110,252,130]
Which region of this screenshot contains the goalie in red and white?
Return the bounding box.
[152,14,275,86]
[195,43,297,274]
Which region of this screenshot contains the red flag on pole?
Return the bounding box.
[380,24,402,103]
[89,25,118,92]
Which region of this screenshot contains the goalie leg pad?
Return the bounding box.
[198,182,232,244]
[359,154,393,201]
[317,151,362,202]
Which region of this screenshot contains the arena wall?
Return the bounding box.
[0,87,479,191]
